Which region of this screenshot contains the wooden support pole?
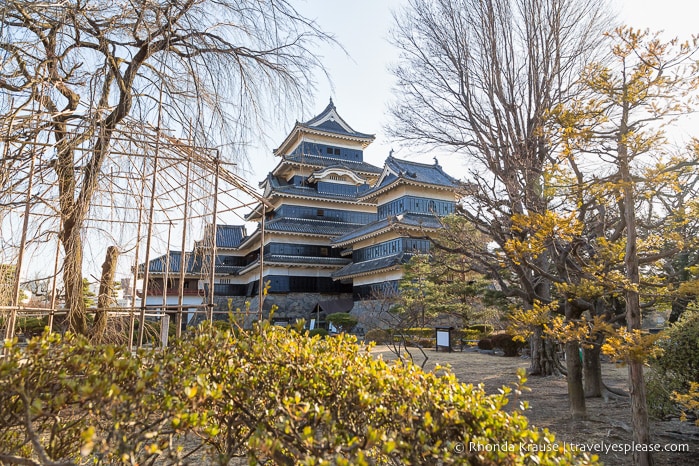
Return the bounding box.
[5,146,36,343]
[176,157,191,338]
[138,144,160,348]
[208,154,219,324]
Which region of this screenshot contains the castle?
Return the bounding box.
[139,100,460,328]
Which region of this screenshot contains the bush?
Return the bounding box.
[17,316,49,338]
[491,333,525,357]
[406,337,433,348]
[404,327,434,338]
[365,328,391,344]
[478,338,494,350]
[0,325,597,465]
[326,312,358,333]
[468,323,494,335]
[307,328,329,338]
[456,329,481,341]
[647,309,699,421]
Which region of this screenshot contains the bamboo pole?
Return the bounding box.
[258,204,266,322]
[208,154,219,324]
[138,140,160,348]
[129,155,147,351]
[47,219,62,333]
[176,157,191,338]
[5,127,37,343]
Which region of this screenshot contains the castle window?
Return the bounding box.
[326,147,333,154]
[317,209,324,217]
[334,148,341,155]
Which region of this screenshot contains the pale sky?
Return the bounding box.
[103,0,699,280]
[247,0,699,187]
[10,0,699,284]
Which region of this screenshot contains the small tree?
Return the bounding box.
[325,312,358,333]
[554,28,699,465]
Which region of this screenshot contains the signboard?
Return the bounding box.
[435,327,453,352]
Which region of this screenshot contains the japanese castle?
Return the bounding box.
[139,99,460,327]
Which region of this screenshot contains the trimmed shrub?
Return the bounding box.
[491,333,525,357]
[647,309,699,420]
[404,327,434,338]
[478,338,494,350]
[0,325,597,465]
[456,329,481,341]
[326,312,358,333]
[468,323,495,335]
[307,328,329,338]
[365,328,391,344]
[17,316,49,338]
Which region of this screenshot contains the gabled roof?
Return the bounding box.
[359,156,461,201]
[274,99,375,155]
[331,213,444,247]
[300,99,375,139]
[138,251,202,275]
[265,217,362,237]
[245,176,375,221]
[195,224,246,250]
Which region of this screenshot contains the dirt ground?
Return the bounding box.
[369,345,699,466]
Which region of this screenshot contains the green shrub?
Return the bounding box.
[468,323,494,335]
[404,327,434,338]
[647,309,699,420]
[456,329,481,341]
[0,325,597,465]
[17,316,49,338]
[326,312,358,333]
[365,328,391,343]
[491,333,525,357]
[307,328,329,338]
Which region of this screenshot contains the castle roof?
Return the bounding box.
[359,156,461,201]
[274,99,375,155]
[138,251,202,275]
[331,213,444,247]
[332,252,412,280]
[194,224,246,250]
[276,153,382,176]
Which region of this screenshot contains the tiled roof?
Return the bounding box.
[265,255,351,266]
[264,175,367,202]
[332,253,413,280]
[195,224,246,249]
[283,153,382,174]
[138,251,202,275]
[265,217,362,236]
[331,213,444,245]
[360,156,461,200]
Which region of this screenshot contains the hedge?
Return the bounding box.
[0,324,597,465]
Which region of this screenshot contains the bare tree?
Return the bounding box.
[0,0,331,337]
[388,0,612,416]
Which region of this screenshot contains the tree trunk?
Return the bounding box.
[566,340,586,419]
[669,296,690,323]
[60,221,88,335]
[583,343,603,397]
[93,246,119,342]
[530,326,558,376]
[619,102,653,465]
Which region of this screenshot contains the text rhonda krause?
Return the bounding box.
[468,441,690,455]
